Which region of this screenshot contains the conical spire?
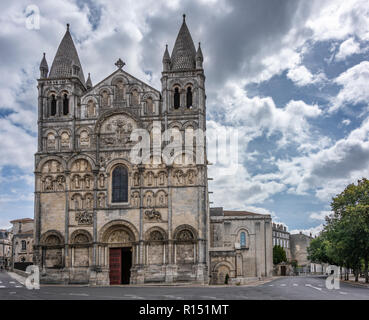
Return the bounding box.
[86,73,92,89]
[49,23,85,84]
[170,14,196,71]
[162,44,171,72]
[162,44,171,63]
[39,52,49,78]
[196,42,203,69]
[196,42,203,61]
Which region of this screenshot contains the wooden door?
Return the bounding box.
[109,248,122,285]
[281,266,286,276]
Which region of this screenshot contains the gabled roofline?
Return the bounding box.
[86,68,160,95]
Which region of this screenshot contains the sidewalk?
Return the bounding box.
[342,275,369,288]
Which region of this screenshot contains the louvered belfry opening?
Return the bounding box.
[50,95,57,116]
[112,165,128,203]
[174,87,180,109]
[186,87,192,108]
[63,94,69,115]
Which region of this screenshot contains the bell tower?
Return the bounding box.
[34,23,87,267]
[161,15,209,283]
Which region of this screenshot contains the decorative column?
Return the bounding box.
[64,170,70,272]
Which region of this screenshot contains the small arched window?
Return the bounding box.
[63,94,69,115]
[174,87,180,109]
[50,95,57,116]
[186,87,192,108]
[240,232,246,247]
[112,165,128,203]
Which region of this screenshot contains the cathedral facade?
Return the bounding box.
[33,16,209,285]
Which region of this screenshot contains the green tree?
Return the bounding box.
[273,245,287,265]
[327,178,369,282]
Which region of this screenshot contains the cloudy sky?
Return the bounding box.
[1,0,369,235]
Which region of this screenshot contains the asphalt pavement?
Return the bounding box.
[0,271,368,300]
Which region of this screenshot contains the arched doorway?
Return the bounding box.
[101,222,137,285]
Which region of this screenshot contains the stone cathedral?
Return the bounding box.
[34,16,210,285]
[34,16,273,286]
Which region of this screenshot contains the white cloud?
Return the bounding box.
[287,65,326,87]
[309,210,331,221]
[275,115,369,201]
[217,83,323,151]
[0,119,37,170]
[306,1,369,42]
[290,224,324,237]
[342,119,351,126]
[336,37,362,61]
[331,61,369,112]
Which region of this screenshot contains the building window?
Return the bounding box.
[51,95,57,116]
[112,165,128,203]
[174,87,180,109]
[186,87,192,108]
[240,232,246,247]
[63,94,69,115]
[21,240,26,251]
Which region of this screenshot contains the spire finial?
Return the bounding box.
[66,23,70,31]
[183,14,186,22]
[43,52,46,57]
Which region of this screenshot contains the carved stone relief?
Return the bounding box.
[108,230,132,243]
[47,133,56,150]
[75,211,93,225]
[100,115,136,147]
[80,130,90,147]
[60,132,70,149]
[144,209,162,222]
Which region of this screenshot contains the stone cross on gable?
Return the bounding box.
[115,58,125,69]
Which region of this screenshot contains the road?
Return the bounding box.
[0,271,368,300]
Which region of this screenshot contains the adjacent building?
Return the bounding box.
[0,229,12,269]
[10,218,34,267]
[290,231,313,270]
[209,208,273,284]
[272,223,291,260]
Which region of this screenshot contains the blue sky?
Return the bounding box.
[1,0,369,235]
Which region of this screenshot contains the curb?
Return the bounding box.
[341,280,369,289]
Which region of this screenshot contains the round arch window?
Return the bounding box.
[112,165,128,203]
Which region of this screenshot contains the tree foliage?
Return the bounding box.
[273,245,287,265]
[308,178,369,282]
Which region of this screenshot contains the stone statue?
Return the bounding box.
[101,90,110,107]
[85,175,90,188]
[56,176,64,191]
[132,90,139,106]
[99,174,105,188]
[75,175,80,189]
[87,100,95,117]
[134,172,139,186]
[159,172,165,185]
[98,193,105,208]
[116,81,124,100]
[45,176,53,191]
